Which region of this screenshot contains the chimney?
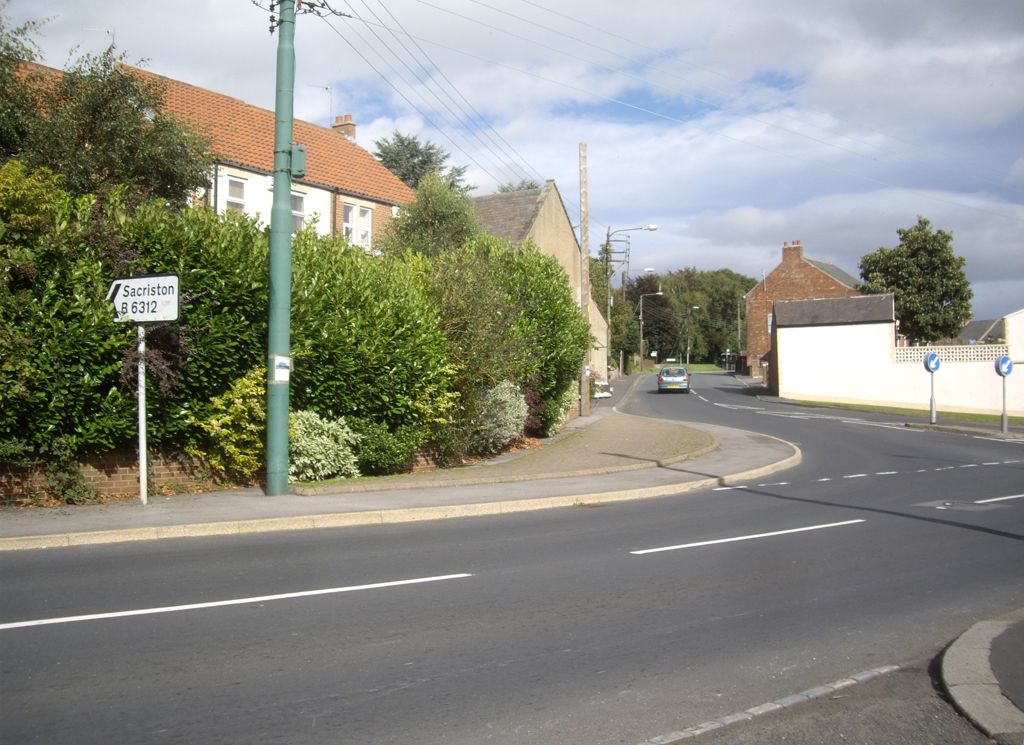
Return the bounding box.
[332,114,356,142]
[782,239,803,262]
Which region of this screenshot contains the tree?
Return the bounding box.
[378,171,478,257]
[498,178,540,192]
[21,49,212,204]
[1,7,213,205]
[373,130,469,192]
[0,4,43,157]
[858,216,973,342]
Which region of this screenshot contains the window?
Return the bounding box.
[343,203,373,249]
[358,206,372,247]
[226,178,245,214]
[291,193,305,233]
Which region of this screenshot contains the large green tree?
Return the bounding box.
[611,267,755,367]
[379,171,478,257]
[858,216,973,342]
[1,9,212,205]
[0,5,42,157]
[373,130,469,192]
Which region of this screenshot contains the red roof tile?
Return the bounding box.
[128,65,414,206]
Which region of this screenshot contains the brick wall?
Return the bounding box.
[745,240,860,375]
[1,451,217,503]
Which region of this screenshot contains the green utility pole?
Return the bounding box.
[265,0,297,496]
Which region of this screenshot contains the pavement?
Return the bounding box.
[1,372,1021,743]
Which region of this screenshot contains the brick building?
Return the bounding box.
[745,240,860,376]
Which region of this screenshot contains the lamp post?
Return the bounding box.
[686,305,700,366]
[603,225,657,378]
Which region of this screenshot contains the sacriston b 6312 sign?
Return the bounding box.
[106,274,179,323]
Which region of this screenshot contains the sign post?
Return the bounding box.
[924,352,941,424]
[107,275,180,505]
[995,355,1014,434]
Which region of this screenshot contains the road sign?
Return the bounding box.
[995,355,1014,377]
[924,352,941,373]
[106,274,179,323]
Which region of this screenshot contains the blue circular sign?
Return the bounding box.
[924,352,941,373]
[995,355,1013,377]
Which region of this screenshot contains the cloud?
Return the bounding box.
[7,0,1022,320]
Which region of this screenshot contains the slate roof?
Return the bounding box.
[806,258,861,289]
[957,319,1005,344]
[127,65,414,206]
[774,293,894,327]
[470,186,547,241]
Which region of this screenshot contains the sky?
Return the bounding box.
[7,0,1024,319]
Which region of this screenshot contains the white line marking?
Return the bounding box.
[712,485,749,491]
[875,471,898,476]
[846,420,917,431]
[974,437,1024,444]
[630,520,866,555]
[959,464,979,468]
[982,462,1001,466]
[843,474,868,479]
[975,494,1024,504]
[639,665,900,743]
[817,478,833,482]
[0,574,473,631]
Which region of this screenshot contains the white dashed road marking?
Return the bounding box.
[630,520,866,555]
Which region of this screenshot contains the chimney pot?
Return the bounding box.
[783,240,804,261]
[332,113,357,141]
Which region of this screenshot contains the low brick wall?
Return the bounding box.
[1,450,216,503]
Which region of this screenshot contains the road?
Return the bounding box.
[2,373,1021,744]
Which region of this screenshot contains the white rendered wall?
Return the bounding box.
[776,321,1022,416]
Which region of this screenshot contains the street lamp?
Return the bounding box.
[638,290,663,366]
[686,305,700,365]
[601,225,657,379]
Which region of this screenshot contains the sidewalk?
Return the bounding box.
[944,610,1024,745]
[0,389,800,552]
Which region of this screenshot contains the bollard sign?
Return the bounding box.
[995,355,1013,378]
[106,274,179,323]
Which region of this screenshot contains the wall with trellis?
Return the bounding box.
[775,311,1023,417]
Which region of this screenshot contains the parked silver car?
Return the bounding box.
[657,366,690,393]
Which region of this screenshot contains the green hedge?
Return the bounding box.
[1,161,590,485]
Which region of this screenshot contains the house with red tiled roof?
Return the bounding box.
[129,65,413,249]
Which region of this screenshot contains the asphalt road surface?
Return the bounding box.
[2,372,1021,744]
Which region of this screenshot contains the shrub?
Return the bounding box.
[41,435,99,504]
[289,232,454,433]
[0,164,136,458]
[117,202,268,448]
[349,418,426,475]
[288,410,360,482]
[186,366,265,482]
[468,380,528,454]
[496,240,590,435]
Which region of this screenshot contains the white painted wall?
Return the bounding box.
[776,318,1023,416]
[213,166,332,236]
